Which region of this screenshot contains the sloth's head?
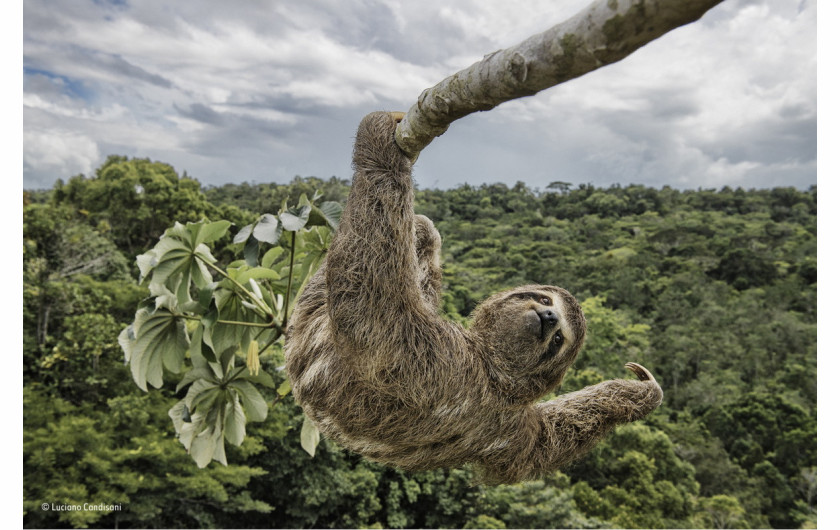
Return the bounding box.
[470,285,586,403]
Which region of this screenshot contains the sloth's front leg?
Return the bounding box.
[477,364,663,484]
[528,365,662,476]
[540,362,663,424]
[535,362,663,448]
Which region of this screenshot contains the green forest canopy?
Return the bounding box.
[24,156,816,529]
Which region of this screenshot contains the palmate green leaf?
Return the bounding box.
[170,378,222,461]
[192,243,218,266]
[252,214,281,244]
[126,212,340,467]
[244,235,260,267]
[169,399,192,441]
[285,254,325,315]
[149,237,213,293]
[229,379,268,421]
[261,245,287,269]
[241,266,283,282]
[188,379,223,417]
[170,375,251,467]
[169,380,216,433]
[198,283,215,311]
[177,334,220,390]
[149,279,180,312]
[181,402,192,423]
[280,205,311,232]
[308,201,343,230]
[194,312,231,379]
[166,219,232,247]
[224,395,247,446]
[196,219,231,244]
[212,431,228,465]
[124,306,189,391]
[218,346,237,376]
[185,419,227,468]
[298,224,332,252]
[194,341,225,380]
[176,365,217,394]
[210,289,239,350]
[233,223,253,244]
[226,264,282,287]
[141,220,229,306]
[187,429,218,468]
[277,379,292,398]
[301,414,321,457]
[136,249,158,283]
[241,368,275,389]
[199,309,220,363]
[118,325,134,363]
[211,289,263,354]
[184,378,222,412]
[296,227,331,282]
[217,264,280,314]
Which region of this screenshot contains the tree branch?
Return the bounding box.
[394,0,725,160]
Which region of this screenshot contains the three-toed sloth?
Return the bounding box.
[285,111,662,484]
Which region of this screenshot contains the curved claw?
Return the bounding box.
[625,362,656,382]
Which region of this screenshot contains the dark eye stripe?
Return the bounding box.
[539,338,562,365]
[508,291,551,304]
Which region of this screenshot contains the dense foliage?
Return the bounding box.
[24,159,816,529]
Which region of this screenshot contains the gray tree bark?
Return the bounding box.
[394,0,725,161]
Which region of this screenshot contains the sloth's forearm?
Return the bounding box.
[545,379,662,424]
[537,379,662,455]
[333,177,416,298]
[326,112,425,342]
[479,379,662,483]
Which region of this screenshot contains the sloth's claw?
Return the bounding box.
[625,362,655,382]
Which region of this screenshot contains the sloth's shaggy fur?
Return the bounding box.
[285,111,663,484]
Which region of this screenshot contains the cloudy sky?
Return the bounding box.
[22,0,815,192]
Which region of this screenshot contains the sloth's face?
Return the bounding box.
[521,293,569,353]
[471,285,586,401]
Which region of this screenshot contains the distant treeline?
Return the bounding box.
[24,157,815,529]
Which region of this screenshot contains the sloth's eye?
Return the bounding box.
[539,296,551,306]
[553,332,564,346]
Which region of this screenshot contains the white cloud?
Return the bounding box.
[22,0,816,191]
[23,93,128,122]
[23,130,100,187]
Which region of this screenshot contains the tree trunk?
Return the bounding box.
[394,0,725,161]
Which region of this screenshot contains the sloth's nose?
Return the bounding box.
[538,309,558,328]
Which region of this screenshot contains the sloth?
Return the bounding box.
[285,111,663,484]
